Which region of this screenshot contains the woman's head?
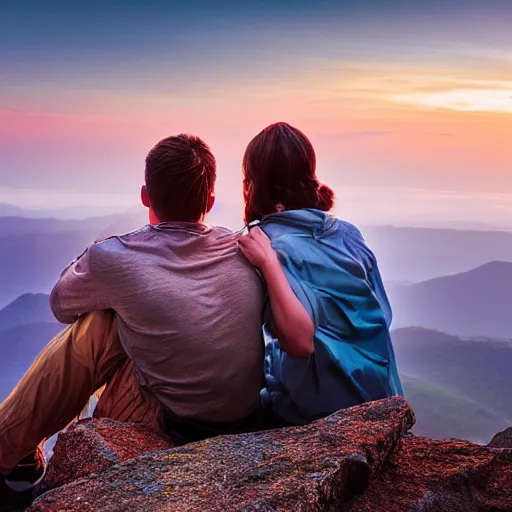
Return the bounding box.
[242,122,334,223]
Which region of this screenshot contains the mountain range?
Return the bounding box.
[0,322,63,401]
[0,293,57,331]
[361,225,512,282]
[387,261,512,338]
[0,293,62,401]
[0,209,511,444]
[400,375,509,444]
[1,212,512,307]
[0,203,124,220]
[393,327,512,431]
[0,292,510,444]
[0,212,145,307]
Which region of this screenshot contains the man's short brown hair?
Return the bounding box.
[145,134,216,222]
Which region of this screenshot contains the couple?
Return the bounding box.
[0,122,402,493]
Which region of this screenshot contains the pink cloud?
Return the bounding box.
[0,108,137,144]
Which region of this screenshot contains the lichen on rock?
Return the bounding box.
[30,397,413,511]
[41,418,174,492]
[8,397,511,512]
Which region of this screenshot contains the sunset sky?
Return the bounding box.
[1,0,511,228]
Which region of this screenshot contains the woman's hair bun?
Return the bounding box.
[317,183,335,211]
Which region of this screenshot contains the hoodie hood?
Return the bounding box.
[258,209,338,239]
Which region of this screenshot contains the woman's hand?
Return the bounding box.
[239,226,314,358]
[238,227,279,270]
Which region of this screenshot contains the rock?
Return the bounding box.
[348,433,512,512]
[39,418,173,492]
[30,397,414,511]
[488,426,512,449]
[1,421,172,512]
[20,397,512,511]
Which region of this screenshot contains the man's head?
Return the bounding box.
[142,134,216,223]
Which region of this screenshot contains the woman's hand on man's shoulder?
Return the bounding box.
[238,227,279,270]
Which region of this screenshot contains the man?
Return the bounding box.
[0,134,265,493]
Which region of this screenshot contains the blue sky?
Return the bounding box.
[1,1,511,227]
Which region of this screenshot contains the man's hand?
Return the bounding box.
[238,227,279,270]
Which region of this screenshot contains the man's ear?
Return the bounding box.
[141,185,150,208]
[206,192,215,213]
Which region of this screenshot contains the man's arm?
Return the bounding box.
[50,244,112,324]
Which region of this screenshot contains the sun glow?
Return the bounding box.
[394,88,512,114]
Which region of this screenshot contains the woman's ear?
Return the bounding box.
[141,185,150,208]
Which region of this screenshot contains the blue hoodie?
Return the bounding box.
[258,209,403,425]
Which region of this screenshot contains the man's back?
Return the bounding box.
[51,223,265,422]
[1,134,264,490]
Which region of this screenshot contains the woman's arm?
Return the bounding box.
[238,227,315,358]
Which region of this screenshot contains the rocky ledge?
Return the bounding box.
[3,397,511,511]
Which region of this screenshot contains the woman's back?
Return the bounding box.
[239,121,403,425]
[258,208,403,425]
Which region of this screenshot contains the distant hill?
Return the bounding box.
[362,226,512,282]
[388,262,512,338]
[0,203,127,220]
[0,228,100,307]
[392,327,512,421]
[401,375,509,444]
[0,294,79,456]
[0,322,63,402]
[0,293,57,331]
[0,210,151,307]
[2,213,512,306]
[0,203,29,217]
[0,215,121,236]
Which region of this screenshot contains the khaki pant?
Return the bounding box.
[0,311,163,475]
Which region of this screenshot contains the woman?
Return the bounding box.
[238,122,403,426]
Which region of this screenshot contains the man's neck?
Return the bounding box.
[149,208,160,225]
[151,215,206,226]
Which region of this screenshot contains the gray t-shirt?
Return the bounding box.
[50,223,265,422]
